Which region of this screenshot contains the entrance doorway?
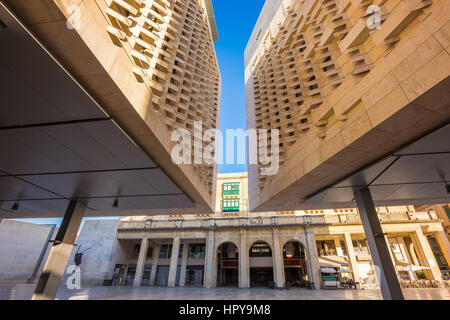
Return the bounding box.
[185,266,204,287]
[141,265,152,285]
[155,266,181,286]
[124,265,136,285]
[217,242,239,287]
[283,241,307,285]
[250,268,274,286]
[249,241,273,287]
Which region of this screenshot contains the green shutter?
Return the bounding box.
[222,198,240,213]
[223,182,240,196]
[443,205,450,220]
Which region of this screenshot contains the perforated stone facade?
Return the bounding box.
[245,0,450,211]
[103,0,221,193]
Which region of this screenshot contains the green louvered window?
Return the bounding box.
[223,182,240,196]
[222,198,240,213]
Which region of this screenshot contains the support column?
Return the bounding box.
[179,241,189,287]
[239,229,249,288]
[410,233,429,280]
[32,200,86,300]
[133,238,149,287]
[384,235,396,265]
[168,237,181,287]
[355,188,403,300]
[272,228,285,288]
[204,230,215,288]
[305,227,321,289]
[343,232,360,284]
[413,229,442,280]
[407,238,420,266]
[334,237,343,257]
[149,243,160,286]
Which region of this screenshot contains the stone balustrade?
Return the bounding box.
[118,211,440,231]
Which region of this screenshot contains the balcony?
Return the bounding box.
[118,215,327,231]
[318,249,337,256]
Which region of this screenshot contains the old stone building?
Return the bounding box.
[111,173,450,289]
[1,173,450,290]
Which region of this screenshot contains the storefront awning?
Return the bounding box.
[321,268,337,273]
[319,256,349,268]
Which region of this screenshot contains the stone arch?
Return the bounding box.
[215,239,239,251]
[282,240,309,285]
[216,241,239,287]
[248,239,273,252]
[282,237,306,248]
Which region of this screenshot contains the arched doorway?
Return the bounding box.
[249,241,273,287]
[283,241,308,286]
[217,242,239,287]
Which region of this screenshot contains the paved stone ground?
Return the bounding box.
[1,284,449,300]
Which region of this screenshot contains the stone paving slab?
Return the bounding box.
[1,284,449,300]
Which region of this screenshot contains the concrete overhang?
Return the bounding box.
[244,0,282,68]
[300,122,450,209]
[0,1,215,218]
[249,77,450,212]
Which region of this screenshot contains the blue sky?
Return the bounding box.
[214,0,265,173]
[12,1,265,227]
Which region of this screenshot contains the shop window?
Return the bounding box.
[159,244,172,259]
[427,236,449,270]
[133,243,153,257]
[250,242,272,257]
[158,243,183,259]
[316,240,336,256]
[189,244,206,258]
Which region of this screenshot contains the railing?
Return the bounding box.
[118,215,328,231]
[333,214,361,224]
[118,211,440,231]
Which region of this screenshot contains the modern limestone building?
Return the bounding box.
[0,0,221,299]
[244,0,450,211]
[2,173,449,291]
